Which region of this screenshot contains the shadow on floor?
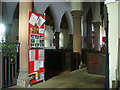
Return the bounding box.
[45,69,70,80]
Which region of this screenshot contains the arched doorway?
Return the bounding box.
[44,6,71,80]
[44,6,60,80]
[44,6,55,49]
[60,13,69,49]
[0,3,19,88]
[11,3,19,43]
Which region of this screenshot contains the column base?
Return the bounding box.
[17,71,29,87]
[112,80,120,88]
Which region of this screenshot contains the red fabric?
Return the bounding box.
[35,49,39,60]
[102,37,106,43]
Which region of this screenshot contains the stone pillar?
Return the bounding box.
[87,21,92,49]
[55,32,60,49]
[106,2,119,88]
[0,1,2,84]
[93,22,101,51]
[83,22,87,48]
[17,1,32,87]
[0,1,2,24]
[71,11,82,54]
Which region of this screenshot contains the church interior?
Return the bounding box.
[0,0,120,89]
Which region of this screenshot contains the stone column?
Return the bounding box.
[71,11,82,54]
[87,21,92,49]
[17,1,32,87]
[55,32,60,49]
[0,1,2,24]
[93,22,101,51]
[0,1,2,85]
[83,22,87,48]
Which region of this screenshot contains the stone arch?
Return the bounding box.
[60,11,73,34]
[2,2,19,42]
[45,4,59,32]
[34,2,59,32]
[83,2,92,23]
[44,5,58,49]
[60,12,71,49]
[3,2,18,24]
[2,2,8,23]
[85,7,92,22]
[13,3,19,19]
[11,3,19,42]
[34,2,50,14]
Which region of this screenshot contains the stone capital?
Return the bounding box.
[93,22,101,27]
[55,32,60,34]
[71,10,83,18]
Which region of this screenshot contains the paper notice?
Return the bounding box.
[39,60,44,68]
[39,50,44,59]
[36,16,45,28]
[34,60,40,71]
[29,50,35,61]
[29,73,36,81]
[39,29,44,34]
[38,73,44,81]
[29,13,38,26]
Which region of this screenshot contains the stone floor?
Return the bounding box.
[10,68,105,88]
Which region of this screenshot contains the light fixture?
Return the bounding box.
[0,24,5,33]
[0,24,6,42]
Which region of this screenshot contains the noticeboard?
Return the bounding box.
[28,12,45,84]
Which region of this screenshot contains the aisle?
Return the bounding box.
[30,68,105,88]
[9,68,105,88]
